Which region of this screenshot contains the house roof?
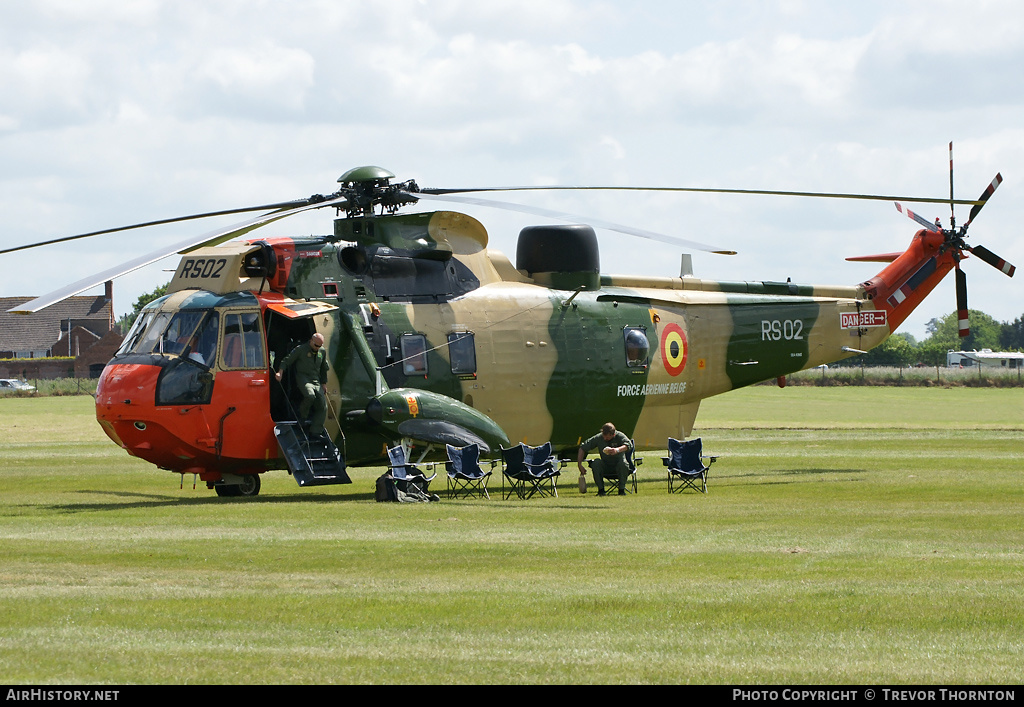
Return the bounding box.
[0,296,112,352]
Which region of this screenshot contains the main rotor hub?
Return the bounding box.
[335,166,418,217]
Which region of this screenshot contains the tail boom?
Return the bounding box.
[858,230,956,333]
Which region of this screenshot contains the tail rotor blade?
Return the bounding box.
[949,142,956,229]
[895,202,940,231]
[955,267,970,338]
[964,173,1003,228]
[967,244,1016,277]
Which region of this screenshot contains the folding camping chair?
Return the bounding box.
[386,445,436,496]
[663,437,717,494]
[500,442,562,499]
[445,443,492,500]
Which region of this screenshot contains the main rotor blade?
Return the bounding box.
[421,184,986,206]
[967,244,1016,278]
[0,199,316,256]
[955,267,969,338]
[963,173,1003,229]
[895,202,940,232]
[8,195,348,314]
[407,191,737,255]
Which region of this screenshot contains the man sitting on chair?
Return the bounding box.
[577,422,631,496]
[275,333,329,438]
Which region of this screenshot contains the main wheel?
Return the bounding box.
[236,474,261,497]
[214,483,239,497]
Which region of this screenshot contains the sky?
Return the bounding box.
[2,0,1023,342]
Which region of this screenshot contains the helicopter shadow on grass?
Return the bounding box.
[41,489,615,514]
[714,468,868,486]
[37,488,380,514]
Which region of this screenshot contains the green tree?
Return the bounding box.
[856,334,917,367]
[917,339,948,368]
[1000,315,1024,350]
[921,310,1002,352]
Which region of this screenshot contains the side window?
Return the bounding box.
[447,332,477,376]
[401,334,429,376]
[222,311,266,369]
[623,327,649,368]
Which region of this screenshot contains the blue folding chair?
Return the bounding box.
[663,437,716,494]
[501,442,562,499]
[386,445,436,495]
[445,443,492,500]
[500,444,530,500]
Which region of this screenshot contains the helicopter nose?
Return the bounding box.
[95,363,163,455]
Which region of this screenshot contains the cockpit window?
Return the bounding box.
[117,310,156,355]
[118,309,212,358]
[162,311,206,356]
[624,327,649,368]
[125,311,172,355]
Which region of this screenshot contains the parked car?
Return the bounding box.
[0,379,36,393]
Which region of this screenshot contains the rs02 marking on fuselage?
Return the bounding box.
[179,258,227,279]
[761,319,804,341]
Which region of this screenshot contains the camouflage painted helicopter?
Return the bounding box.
[5,154,1014,496]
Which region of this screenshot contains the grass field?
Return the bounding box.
[1,389,1022,684]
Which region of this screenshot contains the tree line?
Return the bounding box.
[853,310,1024,367]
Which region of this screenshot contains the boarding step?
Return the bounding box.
[274,422,351,487]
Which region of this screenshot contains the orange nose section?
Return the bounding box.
[95,362,206,471]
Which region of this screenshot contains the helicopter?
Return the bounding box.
[4,152,1014,497]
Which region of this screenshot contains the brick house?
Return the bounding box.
[0,288,124,378]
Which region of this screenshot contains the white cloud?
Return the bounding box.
[0,45,95,126]
[187,43,317,117]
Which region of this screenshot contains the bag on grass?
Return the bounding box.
[375,472,399,502]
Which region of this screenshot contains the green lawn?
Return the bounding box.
[0,390,1021,684]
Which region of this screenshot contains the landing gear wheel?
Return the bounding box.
[214,484,239,497]
[237,474,261,497]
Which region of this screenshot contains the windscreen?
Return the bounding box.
[117,309,213,359]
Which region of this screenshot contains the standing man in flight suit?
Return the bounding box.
[275,332,330,438]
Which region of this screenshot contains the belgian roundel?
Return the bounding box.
[660,323,687,376]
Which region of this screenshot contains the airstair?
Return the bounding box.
[274,423,351,487]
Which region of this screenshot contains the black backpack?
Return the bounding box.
[375,472,399,502]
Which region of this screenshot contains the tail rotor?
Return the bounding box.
[892,142,1014,338]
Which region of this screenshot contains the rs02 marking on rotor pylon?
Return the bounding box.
[761,319,804,342]
[179,258,227,279]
